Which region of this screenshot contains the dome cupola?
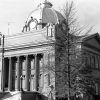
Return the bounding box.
[22,0,65,32]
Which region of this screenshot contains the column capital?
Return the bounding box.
[32,54,37,58]
[34,54,37,56]
[40,53,44,56]
[16,56,20,59]
[8,57,12,60]
[16,56,20,63]
[25,55,29,58]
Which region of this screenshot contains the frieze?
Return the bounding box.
[4,45,55,57]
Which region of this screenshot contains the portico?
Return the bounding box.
[3,54,43,92]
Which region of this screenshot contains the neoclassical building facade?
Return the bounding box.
[0,1,100,100]
[0,1,64,99]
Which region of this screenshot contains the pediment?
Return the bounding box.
[83,33,100,50]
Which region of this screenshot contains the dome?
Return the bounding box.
[27,1,65,24]
[22,1,65,32]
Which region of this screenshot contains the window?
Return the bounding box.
[30,74,35,91]
[39,59,42,68]
[87,54,91,67]
[22,75,25,79]
[22,75,26,90]
[95,83,99,95]
[47,23,53,38]
[98,56,100,69]
[44,53,49,67]
[44,73,50,86]
[95,55,99,69]
[39,74,43,88]
[15,78,17,90]
[15,75,17,79]
[50,52,54,66]
[31,74,34,79]
[91,55,95,68]
[48,53,50,66]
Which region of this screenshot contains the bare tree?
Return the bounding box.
[55,1,94,100]
[43,1,94,100]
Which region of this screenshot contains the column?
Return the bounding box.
[25,55,29,91]
[98,56,100,69]
[41,54,44,89]
[39,54,44,90]
[1,56,5,91]
[95,55,98,69]
[34,54,39,91]
[17,56,20,91]
[8,57,12,91]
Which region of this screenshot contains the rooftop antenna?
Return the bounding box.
[8,22,15,35]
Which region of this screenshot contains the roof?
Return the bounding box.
[82,33,100,42]
[81,33,100,52]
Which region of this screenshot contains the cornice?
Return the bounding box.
[4,26,55,50]
[3,43,55,57]
[4,40,55,52]
[5,27,47,39]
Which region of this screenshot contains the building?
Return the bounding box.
[81,33,100,100]
[0,1,64,99]
[0,1,99,100]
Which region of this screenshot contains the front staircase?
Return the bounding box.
[0,91,48,100]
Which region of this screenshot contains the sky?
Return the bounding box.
[0,0,100,35]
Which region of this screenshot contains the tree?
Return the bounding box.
[55,1,94,100]
[43,1,94,100]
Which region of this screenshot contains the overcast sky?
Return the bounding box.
[0,0,100,35]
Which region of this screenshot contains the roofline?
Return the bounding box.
[82,33,100,42]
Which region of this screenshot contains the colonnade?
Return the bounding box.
[2,54,43,91]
